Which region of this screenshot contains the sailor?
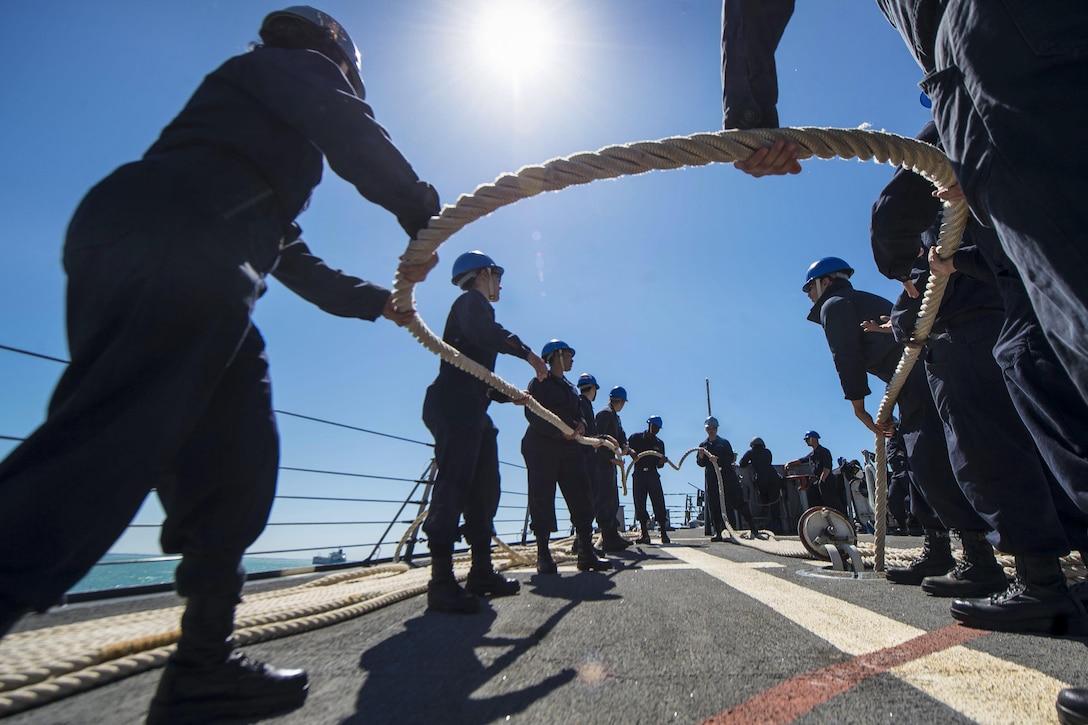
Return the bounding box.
[522,340,611,574]
[885,426,916,535]
[697,417,761,540]
[628,416,671,545]
[0,6,440,722]
[722,0,1088,491]
[739,437,787,532]
[575,375,630,553]
[594,386,632,551]
[421,251,547,614]
[870,123,1088,633]
[723,4,1088,719]
[785,431,842,514]
[800,259,1004,597]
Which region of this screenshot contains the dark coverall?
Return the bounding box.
[807,278,988,534]
[873,123,1088,557]
[594,406,627,535]
[722,0,1088,412]
[801,444,845,516]
[0,47,439,614]
[886,432,914,532]
[628,431,669,532]
[522,376,595,538]
[739,446,787,527]
[577,393,615,538]
[697,436,755,535]
[422,290,532,552]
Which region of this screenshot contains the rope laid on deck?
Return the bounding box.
[4,536,1083,716]
[0,556,519,716]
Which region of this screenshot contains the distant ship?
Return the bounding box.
[312,548,347,565]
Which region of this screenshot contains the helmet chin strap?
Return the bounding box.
[487,271,499,302]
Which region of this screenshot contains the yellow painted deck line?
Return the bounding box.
[665,546,1069,723]
[893,647,1066,724]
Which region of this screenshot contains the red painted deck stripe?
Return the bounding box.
[702,625,989,725]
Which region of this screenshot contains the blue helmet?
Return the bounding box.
[647,415,663,429]
[451,251,503,287]
[803,430,820,440]
[541,339,575,361]
[261,7,365,97]
[802,257,853,292]
[609,386,628,401]
[576,373,599,390]
[704,416,719,427]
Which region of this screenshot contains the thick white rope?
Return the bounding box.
[393,127,967,572]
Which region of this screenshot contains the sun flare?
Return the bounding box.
[473,2,554,80]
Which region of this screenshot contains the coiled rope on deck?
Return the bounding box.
[392,127,967,572]
[0,553,545,716]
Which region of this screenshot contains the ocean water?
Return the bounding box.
[70,554,311,595]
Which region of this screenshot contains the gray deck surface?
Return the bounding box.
[5,529,1085,724]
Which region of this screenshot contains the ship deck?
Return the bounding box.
[4,528,1085,724]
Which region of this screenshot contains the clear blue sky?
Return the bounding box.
[0,1,933,560]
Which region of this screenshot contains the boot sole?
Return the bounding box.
[1057,701,1088,725]
[950,608,1088,636]
[576,562,613,572]
[921,580,1007,598]
[885,567,954,586]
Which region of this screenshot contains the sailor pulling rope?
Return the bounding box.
[391,126,967,572]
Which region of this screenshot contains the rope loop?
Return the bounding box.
[393,127,968,571]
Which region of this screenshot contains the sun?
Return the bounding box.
[473,2,554,81]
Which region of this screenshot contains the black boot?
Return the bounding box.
[465,540,520,598]
[950,554,1087,635]
[635,523,651,545]
[147,596,308,725]
[1057,687,1088,725]
[426,546,480,614]
[600,528,631,552]
[921,530,1008,598]
[536,537,558,575]
[886,528,955,585]
[575,529,612,572]
[427,577,481,613]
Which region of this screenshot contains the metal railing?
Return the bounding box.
[1,342,695,600]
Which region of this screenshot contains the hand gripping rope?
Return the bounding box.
[393,127,969,572]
